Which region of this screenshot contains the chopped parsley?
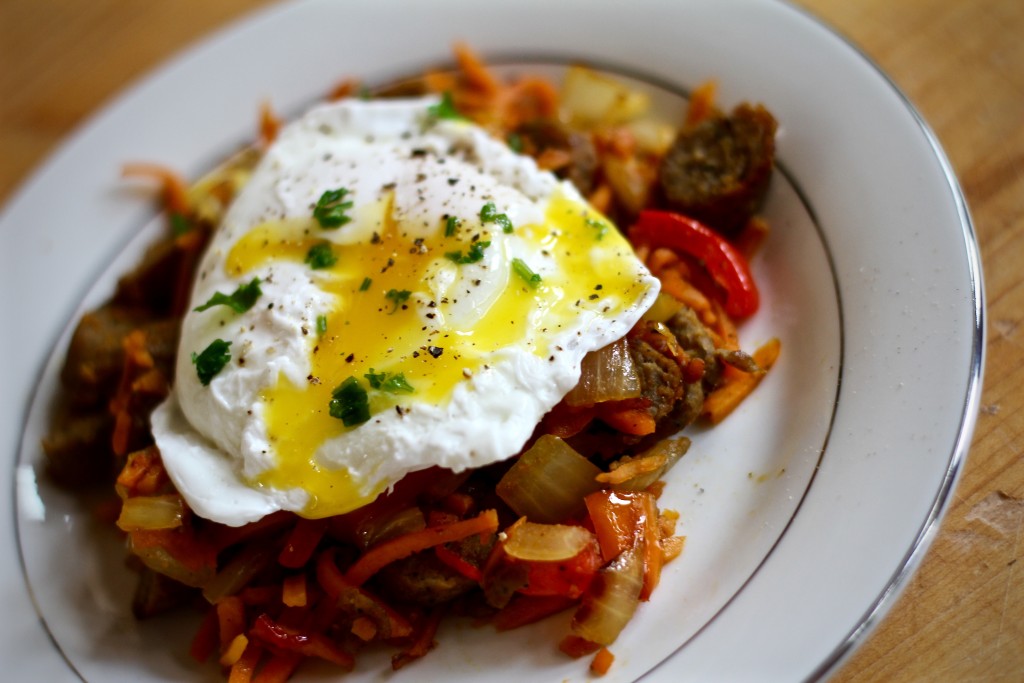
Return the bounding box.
[385,288,412,313]
[445,215,461,237]
[480,202,513,233]
[170,213,192,236]
[193,277,263,314]
[313,188,353,228]
[512,258,542,288]
[316,314,328,337]
[191,339,231,386]
[329,377,370,426]
[305,242,337,270]
[364,369,416,394]
[445,240,491,265]
[359,277,372,291]
[506,132,523,154]
[427,92,465,121]
[585,216,610,240]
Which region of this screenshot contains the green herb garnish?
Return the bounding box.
[359,277,372,292]
[316,314,328,337]
[445,240,491,265]
[191,339,232,386]
[506,132,523,154]
[170,213,192,236]
[445,215,460,237]
[329,377,370,426]
[305,242,337,270]
[313,188,353,228]
[480,202,514,234]
[585,217,610,240]
[193,277,263,314]
[512,258,542,288]
[427,92,465,121]
[385,288,412,313]
[365,369,415,394]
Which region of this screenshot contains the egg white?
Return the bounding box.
[151,97,659,526]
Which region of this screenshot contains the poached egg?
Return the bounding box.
[151,97,659,526]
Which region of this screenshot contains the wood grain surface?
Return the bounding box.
[2,1,1022,681]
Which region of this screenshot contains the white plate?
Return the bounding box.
[0,0,983,681]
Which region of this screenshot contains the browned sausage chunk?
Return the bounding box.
[658,103,777,234]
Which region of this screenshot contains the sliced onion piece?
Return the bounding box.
[564,340,642,407]
[626,117,677,156]
[560,65,650,128]
[570,544,644,646]
[641,292,684,323]
[117,494,185,531]
[609,437,690,492]
[503,522,596,563]
[129,542,214,588]
[201,542,275,603]
[496,435,602,523]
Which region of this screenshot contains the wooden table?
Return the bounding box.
[1,1,1021,680]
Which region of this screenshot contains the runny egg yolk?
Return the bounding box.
[224,192,648,518]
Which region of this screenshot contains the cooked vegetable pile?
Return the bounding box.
[43,44,780,681]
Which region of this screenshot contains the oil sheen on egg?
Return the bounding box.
[151,97,660,526]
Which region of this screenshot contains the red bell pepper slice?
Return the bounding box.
[250,613,354,670]
[629,210,760,319]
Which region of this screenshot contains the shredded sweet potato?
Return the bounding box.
[344,509,499,586]
[684,79,718,128]
[227,641,262,683]
[590,647,615,676]
[122,162,190,215]
[596,454,667,485]
[258,100,282,148]
[281,574,307,608]
[702,337,781,424]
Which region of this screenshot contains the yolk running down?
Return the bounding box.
[224,193,649,518]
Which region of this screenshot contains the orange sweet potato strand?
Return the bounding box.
[702,337,781,424]
[344,509,498,586]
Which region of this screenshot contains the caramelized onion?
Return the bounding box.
[129,543,213,589]
[503,522,596,562]
[202,543,275,604]
[117,495,185,531]
[610,437,690,492]
[570,544,643,645]
[564,340,641,407]
[497,435,602,523]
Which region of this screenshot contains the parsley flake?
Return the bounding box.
[512,258,542,288]
[480,202,514,233]
[193,278,263,314]
[316,314,328,337]
[364,369,416,394]
[313,188,353,228]
[191,339,232,386]
[305,242,337,270]
[329,377,370,426]
[427,92,466,121]
[385,288,412,313]
[359,277,372,292]
[506,132,524,154]
[445,240,491,265]
[585,217,610,240]
[445,215,461,237]
[170,213,192,236]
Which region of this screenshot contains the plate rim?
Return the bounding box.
[0,0,985,680]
